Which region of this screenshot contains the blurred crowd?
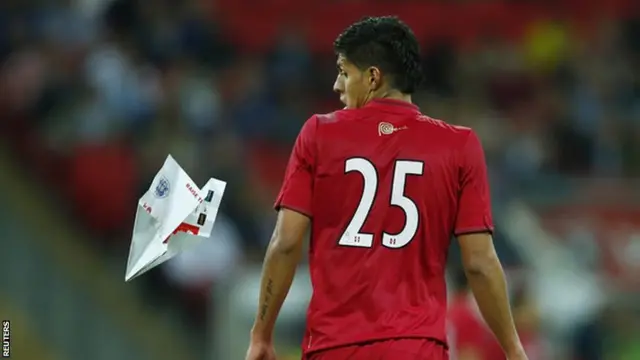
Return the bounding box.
[1,0,639,359]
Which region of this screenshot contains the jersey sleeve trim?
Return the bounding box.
[454,226,494,236]
[274,204,313,219]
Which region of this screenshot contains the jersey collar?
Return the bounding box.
[364,98,420,113]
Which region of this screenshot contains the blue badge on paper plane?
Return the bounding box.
[154,176,171,198]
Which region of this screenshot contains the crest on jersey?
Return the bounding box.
[378,122,407,136]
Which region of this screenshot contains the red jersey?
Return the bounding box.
[275,99,494,355]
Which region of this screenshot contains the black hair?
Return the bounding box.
[334,16,424,94]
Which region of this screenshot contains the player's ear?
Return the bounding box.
[367,66,382,90]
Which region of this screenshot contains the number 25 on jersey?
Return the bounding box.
[339,158,424,249]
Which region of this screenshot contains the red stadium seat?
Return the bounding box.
[215,0,636,53]
[67,143,138,237]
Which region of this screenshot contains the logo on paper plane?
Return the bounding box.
[154,176,171,198]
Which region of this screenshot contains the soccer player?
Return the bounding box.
[246,16,527,360]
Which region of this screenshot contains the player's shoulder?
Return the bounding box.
[302,108,357,132]
[312,108,353,124]
[417,115,473,134]
[416,115,477,144]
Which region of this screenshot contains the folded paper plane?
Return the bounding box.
[125,155,226,281]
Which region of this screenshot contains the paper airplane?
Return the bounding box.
[125,155,226,281]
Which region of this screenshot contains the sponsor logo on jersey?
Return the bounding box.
[378,122,408,136]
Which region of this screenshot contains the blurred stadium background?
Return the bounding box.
[1,0,639,359]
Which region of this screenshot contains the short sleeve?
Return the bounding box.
[454,130,494,236]
[273,116,317,217]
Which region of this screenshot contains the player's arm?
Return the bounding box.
[249,116,317,344]
[454,130,526,359]
[457,348,483,360]
[459,233,523,358]
[250,208,309,343]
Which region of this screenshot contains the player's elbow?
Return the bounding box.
[268,208,309,257]
[462,248,501,276]
[458,233,502,276]
[268,231,304,257]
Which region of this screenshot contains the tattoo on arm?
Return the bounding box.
[259,278,274,321]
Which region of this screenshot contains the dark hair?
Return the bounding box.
[334,16,423,94]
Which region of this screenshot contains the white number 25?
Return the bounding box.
[339,158,424,249]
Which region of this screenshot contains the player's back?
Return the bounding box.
[305,99,486,354]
